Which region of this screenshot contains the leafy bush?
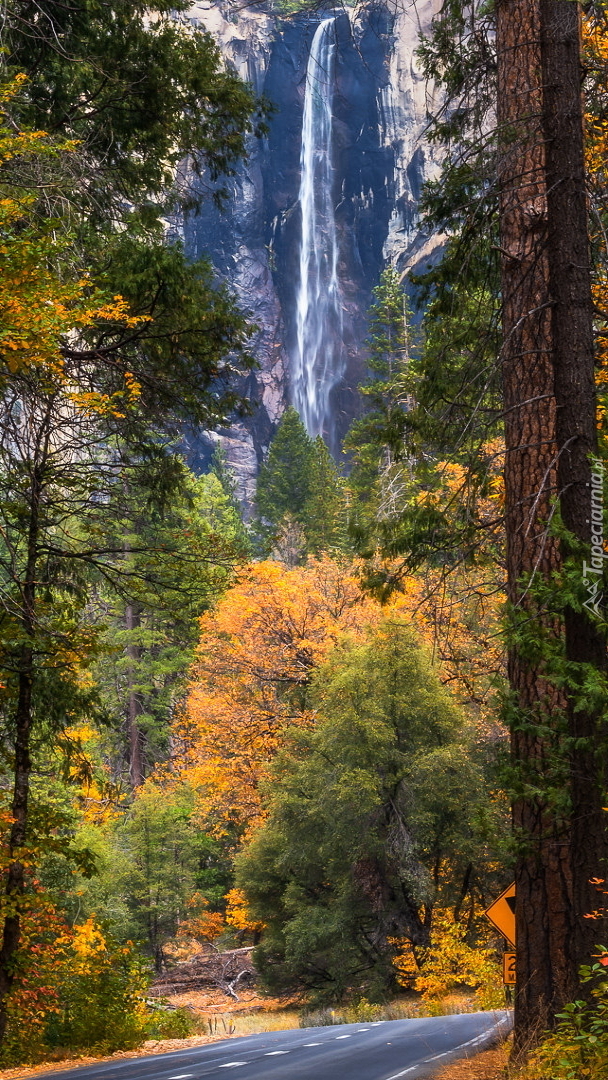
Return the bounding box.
[144,1006,197,1040]
[394,909,505,1010]
[45,918,150,1052]
[526,955,608,1080]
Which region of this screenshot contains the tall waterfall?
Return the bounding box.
[292,16,344,444]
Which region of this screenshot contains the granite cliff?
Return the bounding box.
[180,0,442,503]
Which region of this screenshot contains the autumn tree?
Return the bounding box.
[176,558,378,837]
[236,618,491,1001]
[0,81,255,1043]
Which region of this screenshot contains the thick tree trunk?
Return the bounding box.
[498,0,607,1052]
[497,0,576,1051]
[541,0,608,968]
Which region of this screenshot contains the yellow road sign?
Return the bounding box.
[484,882,516,947]
[503,952,516,985]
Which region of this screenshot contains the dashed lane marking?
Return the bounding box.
[168,1073,194,1077]
[383,1017,513,1080]
[264,1051,290,1056]
[335,1034,351,1039]
[302,1042,321,1046]
[218,1064,248,1068]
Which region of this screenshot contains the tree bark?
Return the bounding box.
[540,0,608,971]
[0,455,42,1041]
[497,0,573,1051]
[498,0,608,1052]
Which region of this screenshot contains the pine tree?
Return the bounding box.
[256,407,315,528]
[256,409,348,557]
[302,438,349,556]
[345,267,413,533]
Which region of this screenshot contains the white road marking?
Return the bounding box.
[357,1028,369,1032]
[335,1034,351,1039]
[168,1074,194,1078]
[383,1017,512,1080]
[218,1064,248,1069]
[302,1042,321,1046]
[264,1051,289,1055]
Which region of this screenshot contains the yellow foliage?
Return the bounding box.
[0,75,146,403]
[225,888,265,936]
[393,909,504,1010]
[171,557,379,835]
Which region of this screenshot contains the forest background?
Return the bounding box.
[1,0,608,1077]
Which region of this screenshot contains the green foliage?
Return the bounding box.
[345,268,413,518]
[44,924,151,1053]
[526,956,608,1079]
[144,1006,197,1040]
[6,0,266,219]
[91,233,256,432]
[237,618,486,1001]
[75,783,231,968]
[91,467,248,778]
[255,408,349,558]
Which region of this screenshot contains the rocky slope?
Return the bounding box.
[181,0,443,502]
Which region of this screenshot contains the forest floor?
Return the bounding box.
[434,1042,510,1079]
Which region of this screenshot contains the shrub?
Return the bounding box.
[144,1006,197,1040]
[394,909,505,1011]
[45,917,150,1052]
[526,954,608,1080]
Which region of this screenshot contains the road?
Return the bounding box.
[34,1011,512,1080]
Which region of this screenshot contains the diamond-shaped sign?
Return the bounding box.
[484,882,516,948]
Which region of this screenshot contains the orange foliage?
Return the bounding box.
[169,553,503,851]
[173,558,378,836]
[177,892,225,945]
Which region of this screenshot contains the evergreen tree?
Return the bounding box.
[345,268,413,528]
[5,0,265,224]
[302,438,349,556]
[92,469,249,787]
[256,407,315,527]
[236,619,487,1001]
[255,408,348,557]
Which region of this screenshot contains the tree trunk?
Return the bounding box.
[0,455,42,1042]
[497,0,574,1051]
[498,0,608,1052]
[126,602,144,788]
[0,654,34,1043]
[540,0,608,969]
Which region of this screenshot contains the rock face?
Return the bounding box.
[183,0,442,503]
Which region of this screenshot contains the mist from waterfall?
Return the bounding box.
[292,16,344,445]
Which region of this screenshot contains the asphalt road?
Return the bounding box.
[33,1012,512,1080]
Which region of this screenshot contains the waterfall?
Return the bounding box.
[292,16,344,444]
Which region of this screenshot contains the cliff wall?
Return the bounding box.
[181,0,442,502]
